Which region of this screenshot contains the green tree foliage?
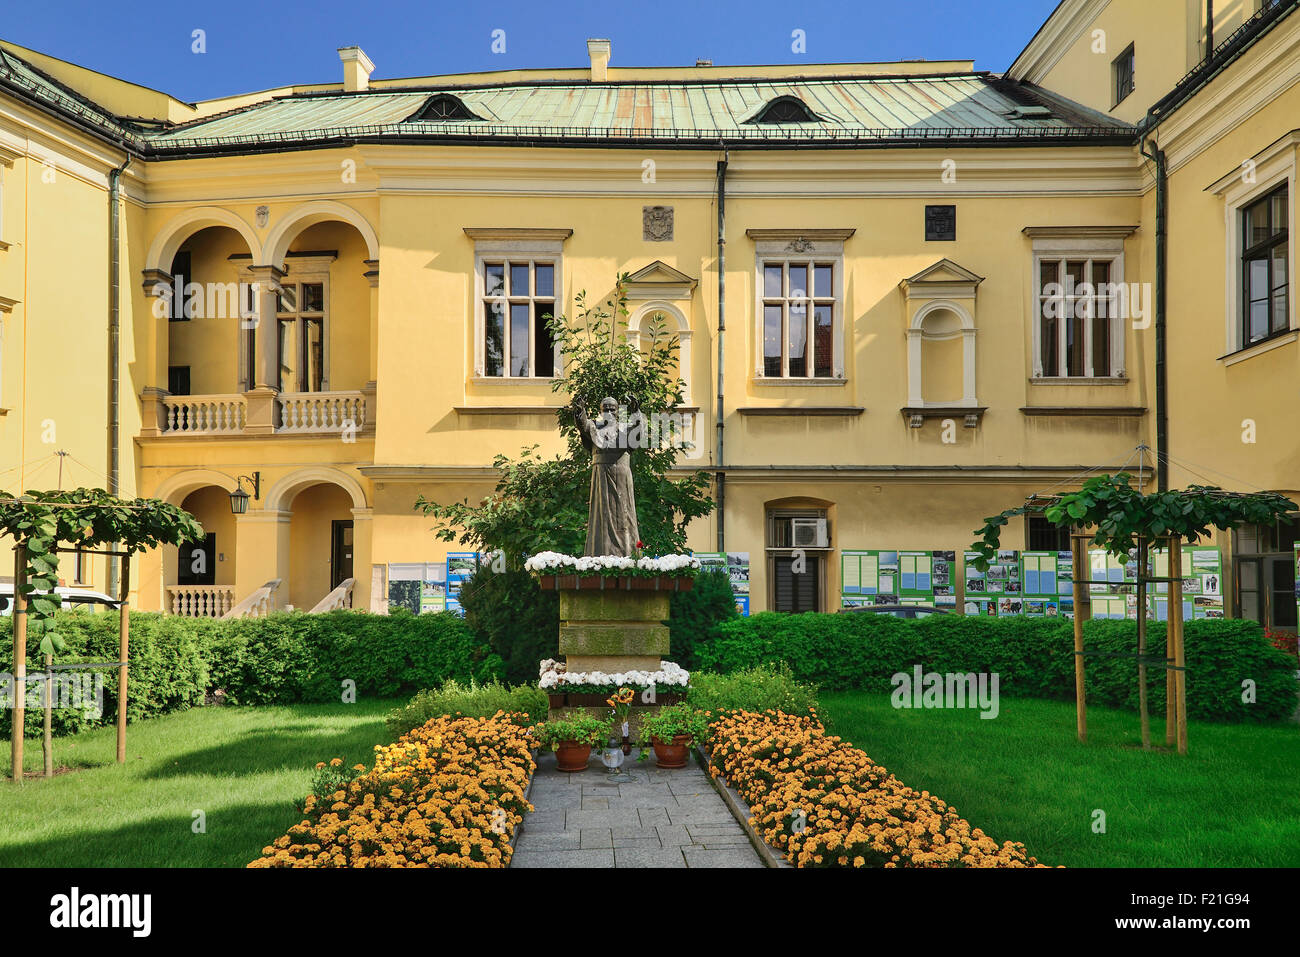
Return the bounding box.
[416,276,714,563]
[668,567,737,670]
[0,487,202,654]
[970,473,1296,569]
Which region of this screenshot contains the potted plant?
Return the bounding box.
[637,704,709,769]
[532,712,612,773]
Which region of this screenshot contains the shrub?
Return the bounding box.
[385,678,549,738]
[457,566,560,685]
[250,714,535,868]
[707,710,1044,868]
[0,610,216,738]
[668,567,737,670]
[211,610,501,706]
[687,662,819,718]
[698,612,1298,722]
[0,608,501,738]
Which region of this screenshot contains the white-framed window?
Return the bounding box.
[469,232,567,379]
[749,231,849,381]
[1239,183,1289,347]
[276,268,330,393]
[1212,137,1296,356]
[0,145,14,247]
[1029,236,1127,379]
[761,260,837,377]
[481,259,557,378]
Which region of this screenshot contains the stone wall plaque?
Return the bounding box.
[925,204,956,241]
[643,206,673,242]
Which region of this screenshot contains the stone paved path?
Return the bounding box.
[511,748,765,868]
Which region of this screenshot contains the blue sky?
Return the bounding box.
[3,0,1062,103]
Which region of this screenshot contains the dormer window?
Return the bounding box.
[407,94,479,121]
[750,96,819,124]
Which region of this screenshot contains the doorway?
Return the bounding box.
[1233,517,1298,632]
[331,520,354,590]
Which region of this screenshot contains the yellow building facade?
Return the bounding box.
[1,0,1296,628]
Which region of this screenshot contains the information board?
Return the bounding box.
[1020,550,1074,618]
[445,552,480,616]
[840,550,900,606]
[387,562,447,615]
[962,550,1021,616]
[693,551,752,616]
[842,549,954,608]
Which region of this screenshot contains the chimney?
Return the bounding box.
[338,46,374,92]
[587,38,611,81]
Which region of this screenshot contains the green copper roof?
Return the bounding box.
[149,74,1130,150]
[0,41,1132,156]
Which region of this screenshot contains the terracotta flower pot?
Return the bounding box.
[650,734,692,769]
[546,693,566,709]
[555,740,593,773]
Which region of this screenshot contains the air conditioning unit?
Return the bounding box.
[790,518,829,548]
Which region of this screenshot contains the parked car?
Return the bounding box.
[0,584,119,617]
[839,603,949,619]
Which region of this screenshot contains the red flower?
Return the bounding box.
[636,541,644,548]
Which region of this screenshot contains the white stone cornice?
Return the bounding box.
[1007,0,1113,84]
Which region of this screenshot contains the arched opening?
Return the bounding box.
[628,301,692,404]
[285,483,357,610]
[906,299,977,409]
[765,496,834,613]
[165,225,256,399]
[165,485,238,617]
[918,307,966,405]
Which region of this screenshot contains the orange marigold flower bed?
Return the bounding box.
[248,713,535,869]
[706,710,1048,868]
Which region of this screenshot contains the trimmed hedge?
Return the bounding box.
[0,609,501,739]
[697,612,1299,723]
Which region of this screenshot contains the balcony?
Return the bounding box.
[142,388,373,438]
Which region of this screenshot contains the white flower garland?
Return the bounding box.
[524,552,700,575]
[538,657,690,690]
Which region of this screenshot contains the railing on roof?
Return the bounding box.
[1144,0,1298,126]
[152,121,1132,151]
[0,51,147,146]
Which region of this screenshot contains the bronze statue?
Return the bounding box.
[574,397,642,557]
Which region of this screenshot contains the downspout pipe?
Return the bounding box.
[107,156,130,596]
[1206,1,1215,62]
[1139,137,1168,492]
[715,152,728,551]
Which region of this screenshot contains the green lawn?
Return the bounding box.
[0,699,401,868]
[818,692,1300,868]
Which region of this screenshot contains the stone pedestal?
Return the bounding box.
[558,587,670,674]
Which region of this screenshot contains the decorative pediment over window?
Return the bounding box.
[623,261,697,300]
[406,93,481,122]
[747,95,820,124]
[899,260,984,426]
[899,259,985,298]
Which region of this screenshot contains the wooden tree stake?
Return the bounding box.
[1070,532,1090,742]
[117,554,130,764]
[11,545,26,783]
[1136,536,1150,749]
[1165,536,1178,747]
[1170,537,1188,755]
[43,653,53,777]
